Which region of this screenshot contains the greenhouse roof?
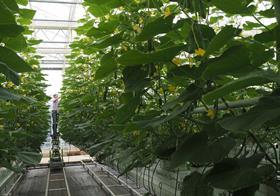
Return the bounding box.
[28,0,85,95]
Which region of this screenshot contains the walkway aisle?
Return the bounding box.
[46,169,69,196]
[10,162,143,196]
[64,166,107,196]
[12,168,48,196]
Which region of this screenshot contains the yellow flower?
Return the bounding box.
[121,44,128,51]
[132,24,141,33]
[139,17,144,24]
[6,81,14,88]
[105,15,110,20]
[207,109,216,119]
[159,87,164,94]
[164,7,171,18]
[195,48,206,57]
[180,122,187,129]
[168,85,176,93]
[31,64,38,69]
[172,58,182,66]
[133,130,140,136]
[188,58,194,68]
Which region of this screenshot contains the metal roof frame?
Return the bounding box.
[29,0,84,71]
[30,20,78,30]
[29,0,82,5]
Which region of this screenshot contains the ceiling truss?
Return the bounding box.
[29,0,82,5]
[29,0,84,70]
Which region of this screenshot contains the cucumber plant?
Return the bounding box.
[0,0,49,171]
[60,0,280,195]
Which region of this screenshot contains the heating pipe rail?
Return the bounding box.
[81,160,142,196]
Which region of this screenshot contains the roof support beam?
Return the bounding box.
[33,19,78,23]
[37,48,71,54]
[29,0,82,5]
[41,67,64,70]
[41,41,70,44]
[40,60,68,64]
[30,20,78,30]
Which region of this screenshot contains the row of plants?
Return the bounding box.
[60,0,280,195]
[0,0,49,171]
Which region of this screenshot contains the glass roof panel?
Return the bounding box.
[30,3,72,20]
[28,0,85,96]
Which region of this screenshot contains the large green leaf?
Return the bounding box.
[206,154,274,191]
[87,140,113,154]
[118,45,185,66]
[176,0,207,18]
[86,26,109,38]
[19,8,36,20]
[5,34,27,52]
[254,25,280,43]
[187,24,216,52]
[0,87,20,100]
[85,0,122,7]
[16,0,28,6]
[205,26,241,57]
[0,61,19,85]
[136,15,175,41]
[211,0,254,14]
[95,53,117,80]
[89,32,123,49]
[86,18,118,38]
[16,151,42,165]
[87,6,111,17]
[0,46,32,72]
[0,2,24,38]
[163,84,203,111]
[134,101,192,128]
[170,131,235,167]
[181,172,213,196]
[0,2,16,24]
[232,185,260,196]
[247,43,274,66]
[167,65,204,82]
[122,65,150,91]
[202,45,251,80]
[1,0,19,13]
[116,95,140,123]
[219,94,280,131]
[86,0,122,17]
[0,24,24,38]
[203,70,280,102]
[259,9,275,18]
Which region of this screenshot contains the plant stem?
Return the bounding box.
[253,15,271,31]
[248,131,277,167]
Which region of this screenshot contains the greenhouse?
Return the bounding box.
[1,0,280,195]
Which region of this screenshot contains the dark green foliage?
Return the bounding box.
[59,0,280,195]
[0,0,49,170]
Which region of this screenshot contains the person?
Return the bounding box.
[51,94,60,138]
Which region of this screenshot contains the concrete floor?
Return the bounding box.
[10,162,141,196]
[64,166,107,196]
[12,166,108,196]
[12,168,48,196]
